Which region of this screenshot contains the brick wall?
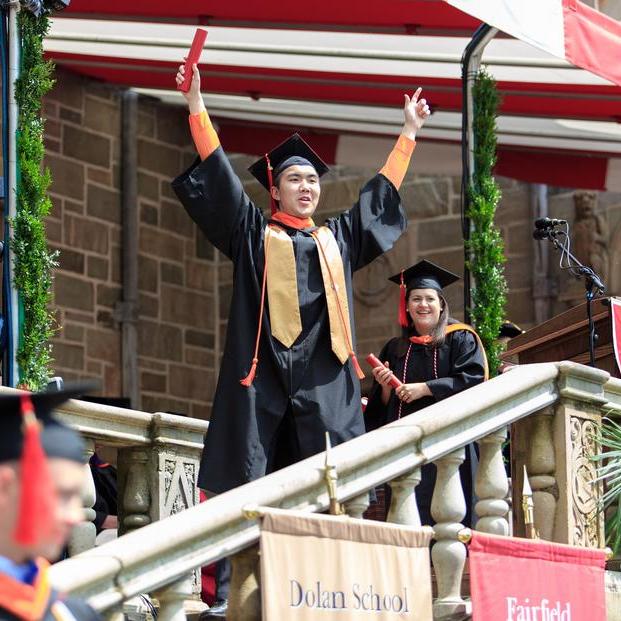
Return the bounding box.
[31,68,621,417]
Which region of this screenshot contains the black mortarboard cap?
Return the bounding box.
[0,382,97,464]
[389,259,460,292]
[248,133,330,192]
[498,321,524,339]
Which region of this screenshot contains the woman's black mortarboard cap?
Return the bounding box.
[389,259,460,292]
[248,133,330,192]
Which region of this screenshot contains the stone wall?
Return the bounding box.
[43,69,217,418]
[25,68,621,417]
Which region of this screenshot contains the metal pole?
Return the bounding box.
[7,0,19,386]
[118,90,140,408]
[461,24,498,324]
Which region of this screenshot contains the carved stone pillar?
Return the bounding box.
[149,414,205,601]
[431,448,468,619]
[68,438,97,555]
[512,363,608,546]
[387,468,422,527]
[118,447,151,535]
[344,493,370,519]
[554,398,605,547]
[153,574,193,621]
[228,545,261,621]
[475,427,510,535]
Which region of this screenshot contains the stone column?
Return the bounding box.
[475,427,510,535]
[153,575,193,621]
[118,447,151,536]
[344,493,370,519]
[228,545,261,621]
[68,437,97,555]
[431,448,468,620]
[387,468,422,527]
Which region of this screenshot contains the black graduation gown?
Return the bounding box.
[172,147,406,494]
[364,323,486,525]
[90,462,117,534]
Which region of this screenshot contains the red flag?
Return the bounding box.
[470,531,606,621]
[611,298,621,375]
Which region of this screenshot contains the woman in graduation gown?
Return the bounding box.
[364,260,487,526]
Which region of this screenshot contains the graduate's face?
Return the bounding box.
[407,288,443,335]
[0,458,83,562]
[271,165,320,218]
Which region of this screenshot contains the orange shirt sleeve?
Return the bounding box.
[379,134,416,190]
[189,110,220,160]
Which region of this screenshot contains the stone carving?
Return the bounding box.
[161,456,197,518]
[573,191,609,285]
[570,416,603,547]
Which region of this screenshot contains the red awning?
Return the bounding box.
[47,1,621,190]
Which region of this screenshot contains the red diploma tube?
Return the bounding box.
[365,354,403,389]
[178,28,208,92]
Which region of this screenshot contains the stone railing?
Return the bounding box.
[0,386,208,603]
[47,362,620,620]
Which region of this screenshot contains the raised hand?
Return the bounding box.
[175,62,204,114]
[402,88,431,139]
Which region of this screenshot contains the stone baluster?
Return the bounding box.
[68,438,97,556]
[228,545,261,621]
[153,575,193,621]
[526,407,557,541]
[475,427,509,535]
[344,492,370,519]
[387,468,422,526]
[431,448,468,620]
[118,448,151,535]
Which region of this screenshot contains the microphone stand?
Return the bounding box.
[534,228,606,368]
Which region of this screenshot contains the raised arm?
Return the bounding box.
[328,89,430,271]
[379,88,430,190]
[171,63,265,260]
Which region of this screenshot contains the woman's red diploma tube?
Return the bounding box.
[365,354,403,389]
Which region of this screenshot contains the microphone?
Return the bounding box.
[534,217,567,229]
[533,229,550,240]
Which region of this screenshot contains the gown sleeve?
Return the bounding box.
[171,147,266,261]
[363,339,397,432]
[426,331,486,401]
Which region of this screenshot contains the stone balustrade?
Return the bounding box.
[45,362,621,620]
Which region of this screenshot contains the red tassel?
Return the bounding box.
[265,153,278,216]
[398,271,408,328]
[350,352,365,380]
[14,395,57,546]
[240,358,258,386]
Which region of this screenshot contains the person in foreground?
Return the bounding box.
[364,260,487,525]
[0,385,100,621]
[172,62,430,618]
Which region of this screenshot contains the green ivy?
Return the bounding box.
[466,69,507,377]
[12,10,57,388]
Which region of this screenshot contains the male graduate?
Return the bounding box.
[172,62,430,616]
[0,386,100,621]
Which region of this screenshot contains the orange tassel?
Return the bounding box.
[14,395,57,546]
[350,352,365,380]
[398,271,408,328]
[240,357,258,387]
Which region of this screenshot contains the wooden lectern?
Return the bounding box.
[504,297,619,378]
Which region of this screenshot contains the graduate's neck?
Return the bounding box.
[271,210,315,230]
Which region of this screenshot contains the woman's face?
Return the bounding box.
[407,288,442,335]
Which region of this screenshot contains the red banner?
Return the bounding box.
[470,532,606,621]
[612,298,621,374]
